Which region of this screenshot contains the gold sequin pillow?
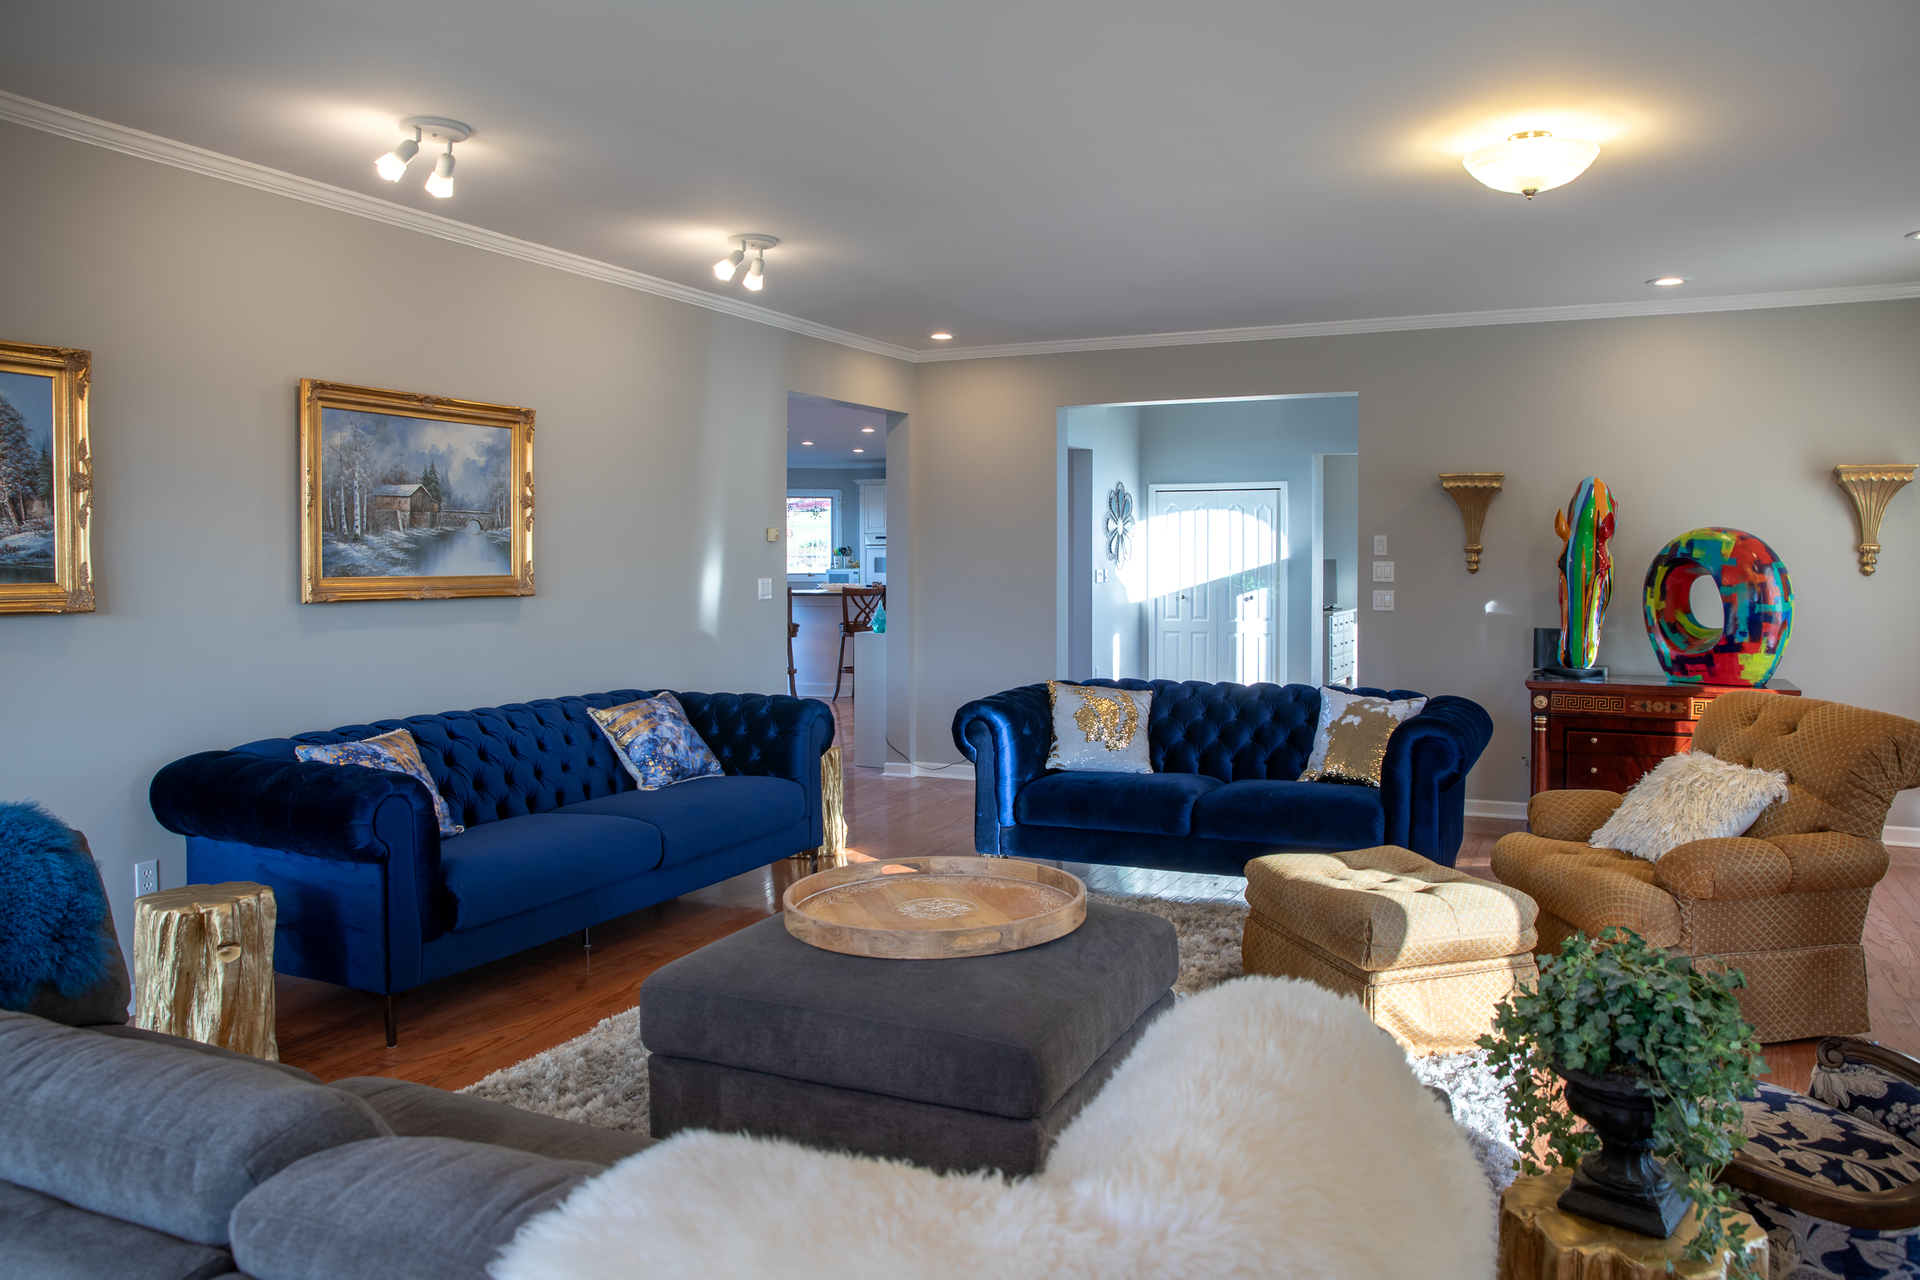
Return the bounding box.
[1046,681,1154,774]
[1299,688,1428,788]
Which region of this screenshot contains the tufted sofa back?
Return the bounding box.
[233,690,806,830]
[1694,690,1920,841]
[1072,680,1425,782]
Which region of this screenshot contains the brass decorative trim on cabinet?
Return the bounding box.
[1439,472,1503,574]
[1834,464,1915,576]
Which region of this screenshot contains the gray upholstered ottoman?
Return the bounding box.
[643,901,1178,1175]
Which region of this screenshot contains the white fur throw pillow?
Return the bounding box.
[1589,750,1789,862]
[489,977,1495,1280]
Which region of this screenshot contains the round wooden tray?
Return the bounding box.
[782,857,1087,959]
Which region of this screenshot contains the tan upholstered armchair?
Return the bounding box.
[1492,690,1920,1043]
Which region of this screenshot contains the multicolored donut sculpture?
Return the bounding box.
[1553,477,1616,671]
[1642,528,1793,686]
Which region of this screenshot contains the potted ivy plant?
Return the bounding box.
[1480,926,1766,1273]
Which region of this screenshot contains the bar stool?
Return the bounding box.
[833,585,885,700]
[786,587,800,696]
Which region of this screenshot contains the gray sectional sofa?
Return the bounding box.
[0,1009,656,1280]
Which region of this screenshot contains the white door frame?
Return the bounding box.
[1146,481,1288,685]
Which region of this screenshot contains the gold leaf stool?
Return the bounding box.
[1499,1170,1767,1280]
[133,881,279,1061]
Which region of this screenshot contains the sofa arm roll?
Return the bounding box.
[1378,695,1492,862]
[1768,831,1891,894]
[674,692,835,844]
[1654,838,1794,900]
[952,684,1054,843]
[150,751,439,864]
[1527,790,1624,843]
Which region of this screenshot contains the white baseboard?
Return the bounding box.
[881,760,975,781]
[1887,825,1920,849]
[1465,800,1529,821]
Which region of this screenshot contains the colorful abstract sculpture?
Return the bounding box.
[1552,477,1615,672]
[1642,528,1793,686]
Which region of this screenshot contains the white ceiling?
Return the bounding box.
[787,394,888,467]
[3,1,1916,356]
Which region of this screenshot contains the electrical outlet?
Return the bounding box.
[1372,560,1395,582]
[757,578,772,600]
[134,860,159,897]
[1372,590,1396,611]
[1373,535,1388,555]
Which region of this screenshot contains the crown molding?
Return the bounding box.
[0,91,918,364]
[910,281,1920,362]
[6,91,1916,369]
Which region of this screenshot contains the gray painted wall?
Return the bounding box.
[1322,453,1359,614]
[910,303,1920,830]
[0,121,913,949]
[1137,395,1359,685]
[1064,405,1143,679]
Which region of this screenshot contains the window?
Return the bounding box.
[786,492,837,574]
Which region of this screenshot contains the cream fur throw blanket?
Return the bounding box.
[490,977,1494,1280]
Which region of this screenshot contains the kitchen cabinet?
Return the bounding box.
[857,479,886,536]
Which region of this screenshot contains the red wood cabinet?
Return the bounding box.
[1527,674,1802,796]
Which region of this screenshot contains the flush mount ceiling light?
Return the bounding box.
[713,235,779,292]
[1647,276,1690,286]
[1463,130,1600,199]
[1906,230,1920,241]
[375,117,470,198]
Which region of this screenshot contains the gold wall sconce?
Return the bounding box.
[1439,473,1504,573]
[1834,464,1915,575]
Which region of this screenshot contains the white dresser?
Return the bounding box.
[1323,609,1357,687]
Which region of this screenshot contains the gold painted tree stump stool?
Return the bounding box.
[1499,1170,1767,1280]
[792,745,849,865]
[133,882,279,1061]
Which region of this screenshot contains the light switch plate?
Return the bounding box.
[766,527,780,542]
[1372,561,1395,582]
[757,578,772,600]
[134,860,158,897]
[1372,590,1395,611]
[1373,535,1388,555]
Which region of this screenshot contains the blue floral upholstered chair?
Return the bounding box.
[1723,1040,1920,1279]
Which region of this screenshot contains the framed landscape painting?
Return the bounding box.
[299,379,534,603]
[0,339,92,614]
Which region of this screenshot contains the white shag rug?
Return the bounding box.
[461,892,1518,1189]
[490,977,1499,1280]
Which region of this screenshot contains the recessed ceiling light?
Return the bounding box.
[800,440,813,445]
[852,448,865,453]
[1647,276,1689,287]
[930,332,953,340]
[861,427,875,433]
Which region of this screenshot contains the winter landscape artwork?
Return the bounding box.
[299,379,534,603]
[0,340,92,614]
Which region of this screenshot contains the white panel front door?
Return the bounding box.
[1149,487,1284,685]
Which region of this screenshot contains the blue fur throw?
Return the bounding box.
[0,801,111,1009]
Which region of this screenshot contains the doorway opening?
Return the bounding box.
[1057,394,1357,688]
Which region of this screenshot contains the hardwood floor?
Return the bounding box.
[275,703,1920,1097]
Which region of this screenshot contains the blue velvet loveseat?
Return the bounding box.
[150,689,833,1044]
[952,680,1491,874]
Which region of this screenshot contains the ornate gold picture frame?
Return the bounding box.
[0,340,92,614]
[299,379,534,603]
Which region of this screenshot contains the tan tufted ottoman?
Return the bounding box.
[1243,846,1539,1055]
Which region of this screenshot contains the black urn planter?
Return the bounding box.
[1554,1065,1689,1238]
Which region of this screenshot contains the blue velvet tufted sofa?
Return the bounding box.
[952,680,1491,874]
[150,689,833,1044]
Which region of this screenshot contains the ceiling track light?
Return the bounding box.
[374,116,471,197]
[1463,130,1600,199]
[713,235,780,292]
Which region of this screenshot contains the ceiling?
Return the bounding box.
[787,395,888,468]
[3,1,1916,356]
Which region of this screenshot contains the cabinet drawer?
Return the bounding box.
[1566,733,1689,792]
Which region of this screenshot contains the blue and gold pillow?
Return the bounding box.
[296,728,463,837]
[590,693,725,791]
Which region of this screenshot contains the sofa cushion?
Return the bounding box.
[84,1022,320,1083]
[642,904,1179,1119]
[1190,779,1385,848]
[1015,771,1222,836]
[0,1180,236,1280]
[559,775,805,867]
[229,1137,601,1280]
[0,1010,390,1245]
[439,813,664,930]
[333,1076,656,1165]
